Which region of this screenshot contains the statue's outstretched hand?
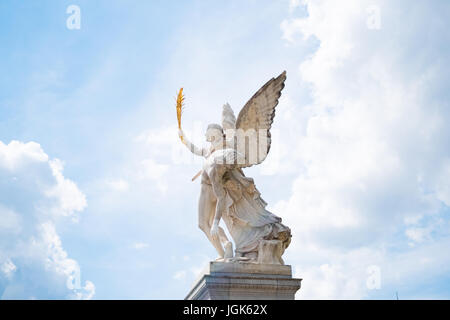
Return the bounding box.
[178,129,185,144]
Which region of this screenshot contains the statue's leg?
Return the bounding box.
[207,204,233,259]
[209,164,234,259]
[198,183,225,258]
[210,165,227,216]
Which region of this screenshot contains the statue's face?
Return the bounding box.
[205,128,222,143]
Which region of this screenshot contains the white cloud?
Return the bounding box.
[0,140,94,299]
[296,263,365,299]
[173,270,187,280]
[107,179,130,192]
[140,158,169,181]
[0,141,48,170]
[131,242,149,250]
[405,227,430,244]
[0,205,21,234]
[278,0,450,299]
[289,0,301,13]
[1,259,17,279]
[74,281,95,300]
[46,159,87,221]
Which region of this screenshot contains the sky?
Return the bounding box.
[0,0,449,299]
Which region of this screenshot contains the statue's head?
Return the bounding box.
[205,123,224,143]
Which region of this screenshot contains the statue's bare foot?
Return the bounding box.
[214,256,225,262]
[234,256,250,261]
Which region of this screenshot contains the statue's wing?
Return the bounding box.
[235,71,286,168]
[222,103,236,131]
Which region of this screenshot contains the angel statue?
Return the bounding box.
[176,71,291,265]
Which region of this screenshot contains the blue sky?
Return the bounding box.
[1,0,449,299]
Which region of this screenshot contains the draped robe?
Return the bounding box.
[202,156,291,258]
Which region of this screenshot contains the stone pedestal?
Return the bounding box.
[185,262,301,300]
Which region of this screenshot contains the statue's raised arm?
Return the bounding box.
[178,129,207,157]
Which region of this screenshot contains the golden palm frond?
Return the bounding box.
[176,88,185,142]
[176,88,184,129]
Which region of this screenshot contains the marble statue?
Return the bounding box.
[178,71,291,264]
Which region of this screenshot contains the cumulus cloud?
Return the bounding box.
[278,0,450,298]
[0,140,94,299]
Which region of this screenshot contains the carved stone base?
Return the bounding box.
[185,261,302,300]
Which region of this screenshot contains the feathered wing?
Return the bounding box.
[222,103,236,131]
[234,71,287,168]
